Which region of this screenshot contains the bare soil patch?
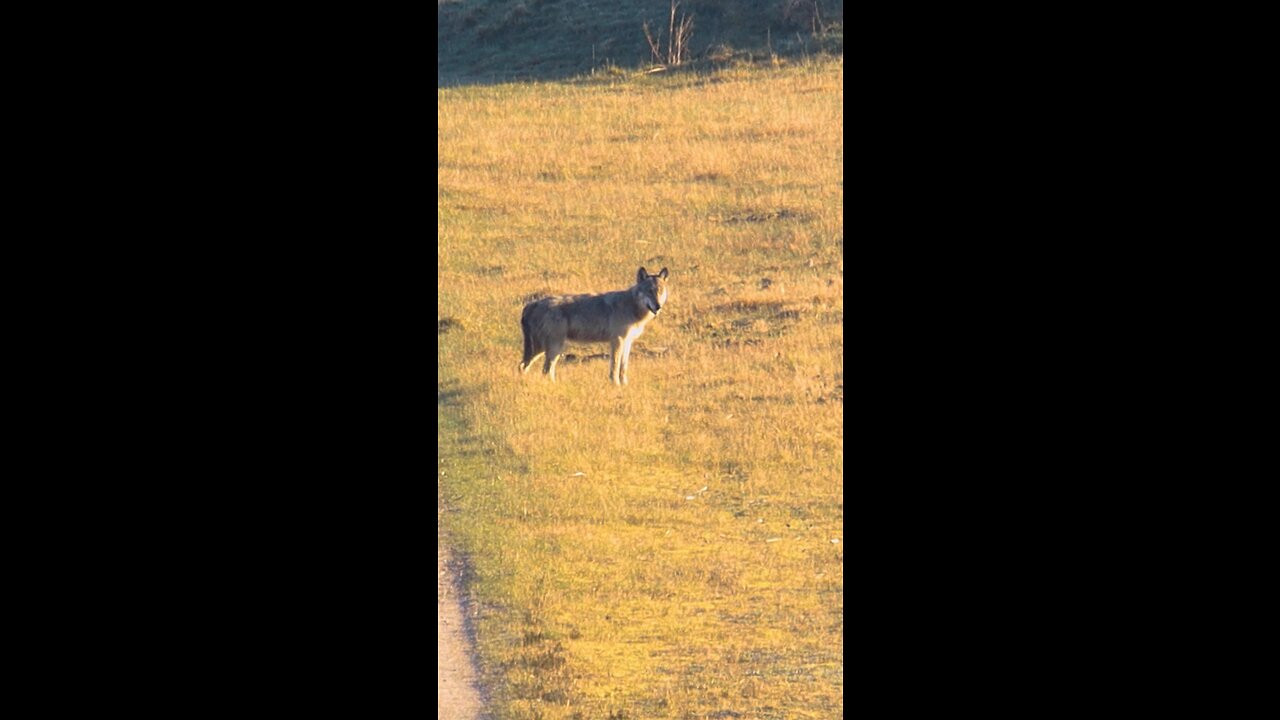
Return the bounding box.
[438,538,484,718]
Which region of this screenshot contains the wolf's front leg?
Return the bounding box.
[544,340,565,382]
[609,337,624,385]
[620,340,633,385]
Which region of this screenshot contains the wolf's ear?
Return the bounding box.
[658,267,668,279]
[637,267,649,283]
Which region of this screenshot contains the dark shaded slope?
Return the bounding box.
[438,0,843,86]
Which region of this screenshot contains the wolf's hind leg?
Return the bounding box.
[520,352,544,374]
[519,310,544,374]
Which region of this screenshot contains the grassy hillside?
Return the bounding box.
[438,0,843,83]
[438,58,843,719]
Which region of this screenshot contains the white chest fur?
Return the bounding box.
[626,316,651,342]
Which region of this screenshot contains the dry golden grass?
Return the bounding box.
[439,58,842,719]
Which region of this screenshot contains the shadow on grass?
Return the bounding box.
[437,377,529,470]
[438,381,469,406]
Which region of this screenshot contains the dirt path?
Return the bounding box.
[438,538,485,718]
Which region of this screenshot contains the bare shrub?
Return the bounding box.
[643,0,694,67]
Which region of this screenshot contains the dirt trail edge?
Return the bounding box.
[438,537,485,719]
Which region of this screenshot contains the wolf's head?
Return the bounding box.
[636,266,670,315]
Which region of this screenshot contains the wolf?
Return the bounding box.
[520,267,669,385]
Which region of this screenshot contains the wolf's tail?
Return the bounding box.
[520,305,534,369]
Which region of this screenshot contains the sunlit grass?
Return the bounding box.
[439,58,842,719]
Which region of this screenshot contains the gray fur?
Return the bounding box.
[520,267,669,385]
